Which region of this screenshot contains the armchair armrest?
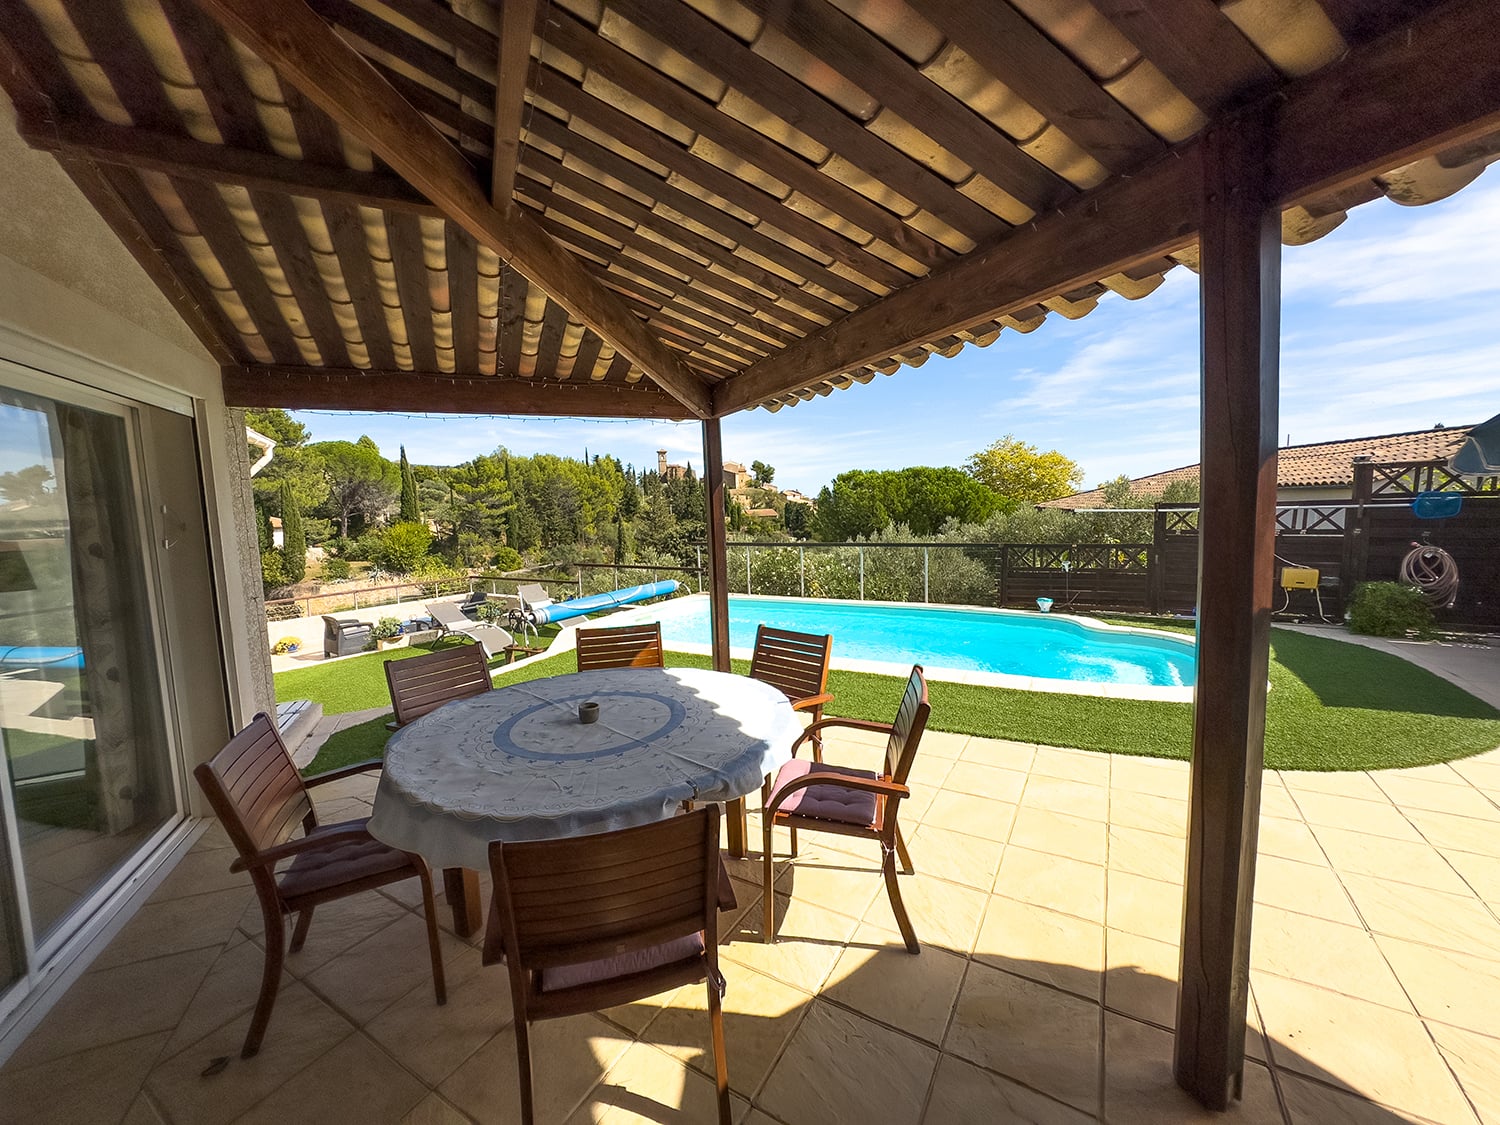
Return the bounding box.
[333,619,368,633]
[230,822,372,872]
[302,758,384,787]
[766,772,909,817]
[790,716,892,756]
[789,692,834,712]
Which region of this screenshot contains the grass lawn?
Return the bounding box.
[282,627,1500,777]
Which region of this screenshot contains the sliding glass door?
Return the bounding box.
[0,379,178,1005]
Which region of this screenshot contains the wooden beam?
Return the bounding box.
[14,115,439,215]
[1174,108,1278,1111]
[489,0,535,205]
[195,0,713,418]
[700,416,742,857]
[221,364,695,418]
[714,0,1500,415]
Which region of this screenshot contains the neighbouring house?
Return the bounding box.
[1040,425,1476,510]
[267,514,284,548]
[722,460,751,489]
[781,489,814,506]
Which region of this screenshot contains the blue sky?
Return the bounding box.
[293,173,1500,496]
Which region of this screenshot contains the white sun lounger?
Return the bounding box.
[426,599,483,636]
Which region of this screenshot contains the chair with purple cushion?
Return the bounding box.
[484,806,731,1124]
[761,665,929,953]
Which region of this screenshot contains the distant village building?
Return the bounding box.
[656,449,690,481]
[267,515,284,548]
[781,490,813,505]
[722,461,751,490]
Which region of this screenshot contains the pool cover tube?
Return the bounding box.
[0,645,84,669]
[529,580,680,626]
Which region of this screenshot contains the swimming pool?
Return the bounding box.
[615,594,1195,694]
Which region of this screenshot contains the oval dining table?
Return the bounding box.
[367,665,803,935]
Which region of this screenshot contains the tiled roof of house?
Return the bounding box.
[1041,425,1474,509]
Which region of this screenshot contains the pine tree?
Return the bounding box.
[399,445,421,523]
[279,479,306,584]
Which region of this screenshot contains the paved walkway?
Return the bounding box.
[6,717,1500,1124]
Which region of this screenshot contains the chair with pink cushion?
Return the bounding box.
[761,665,929,953]
[484,806,731,1124]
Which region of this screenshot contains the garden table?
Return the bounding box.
[368,666,801,934]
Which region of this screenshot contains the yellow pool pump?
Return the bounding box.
[1280,567,1319,590]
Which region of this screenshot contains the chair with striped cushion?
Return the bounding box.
[762,665,929,953]
[749,625,833,761]
[194,713,446,1058]
[484,806,730,1124]
[385,641,493,729]
[574,622,665,671]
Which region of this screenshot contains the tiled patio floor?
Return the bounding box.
[6,725,1500,1124]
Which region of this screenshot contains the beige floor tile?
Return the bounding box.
[1106,870,1184,945]
[774,853,883,923]
[640,964,811,1097]
[959,738,1035,772]
[159,938,277,1059]
[922,791,1018,843]
[308,772,380,802]
[122,1092,168,1125]
[916,730,968,761]
[1429,1023,1500,1125]
[572,1040,753,1124]
[236,1032,427,1125]
[1341,873,1500,960]
[1020,775,1109,822]
[151,847,255,902]
[1313,825,1474,895]
[921,1053,1091,1124]
[1111,791,1189,836]
[1406,809,1500,858]
[145,981,354,1125]
[1277,1071,1443,1125]
[1110,755,1188,798]
[282,888,411,976]
[1010,806,1109,865]
[7,945,218,1069]
[941,760,1028,804]
[1105,928,1180,1028]
[365,946,507,1086]
[0,1031,168,1125]
[440,1013,633,1125]
[1254,973,1475,1122]
[974,897,1103,1001]
[904,823,1004,891]
[1251,855,1361,926]
[758,1000,937,1125]
[721,894,859,994]
[1249,904,1412,1011]
[1440,848,1500,902]
[305,913,468,1025]
[1449,755,1500,789]
[1033,746,1113,786]
[905,756,955,795]
[403,1092,475,1124]
[1258,782,1302,821]
[1109,824,1186,882]
[91,885,250,971]
[1291,792,1424,842]
[944,961,1100,1115]
[1256,815,1328,866]
[994,848,1106,925]
[1377,936,1500,1035]
[1374,774,1500,820]
[862,871,989,955]
[1281,769,1388,801]
[1103,1014,1283,1125]
[823,920,967,1044]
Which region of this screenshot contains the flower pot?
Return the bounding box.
[377,635,409,650]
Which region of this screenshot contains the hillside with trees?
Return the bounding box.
[247,410,1196,597]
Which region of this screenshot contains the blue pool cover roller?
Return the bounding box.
[528,580,679,625]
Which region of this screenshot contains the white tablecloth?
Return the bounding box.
[368,666,802,869]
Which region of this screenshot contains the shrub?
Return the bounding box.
[476,600,505,623]
[260,548,287,594]
[320,557,351,581]
[1348,581,1434,638]
[492,545,524,572]
[371,617,403,641]
[377,521,433,574]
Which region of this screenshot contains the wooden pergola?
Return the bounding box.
[3,0,1497,1108]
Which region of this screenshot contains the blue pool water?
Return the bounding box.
[647,596,1196,687]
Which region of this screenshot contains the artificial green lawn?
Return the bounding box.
[282,628,1500,776]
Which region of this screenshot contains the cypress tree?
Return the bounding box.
[279,479,306,583]
[399,445,421,523]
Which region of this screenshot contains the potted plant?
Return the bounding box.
[270,636,301,655]
[371,617,406,650]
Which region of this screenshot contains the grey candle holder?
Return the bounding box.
[578,701,599,724]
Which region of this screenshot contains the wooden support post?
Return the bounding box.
[701,418,743,854]
[1174,110,1280,1111]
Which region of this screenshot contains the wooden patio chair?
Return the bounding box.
[484,807,730,1124]
[762,666,929,953]
[575,621,665,671]
[385,641,493,730]
[193,713,446,1058]
[749,625,833,761]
